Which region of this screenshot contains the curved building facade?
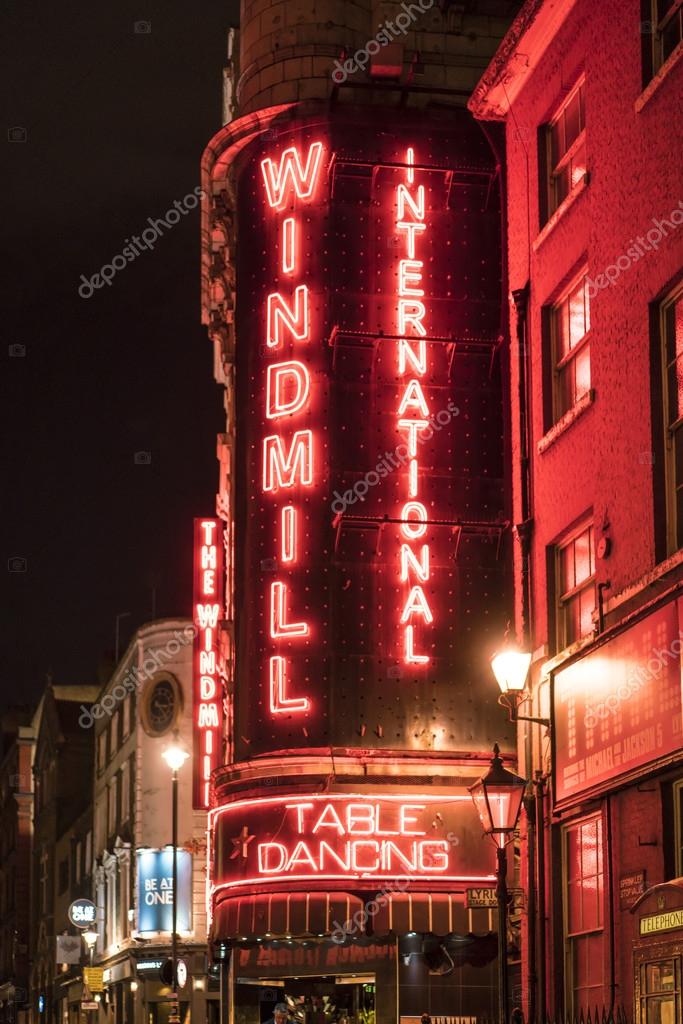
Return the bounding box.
[200,5,520,1021]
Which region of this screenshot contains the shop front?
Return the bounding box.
[631,881,683,1024]
[209,776,508,1024]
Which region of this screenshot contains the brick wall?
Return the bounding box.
[503,0,683,646]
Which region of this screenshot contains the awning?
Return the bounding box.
[372,892,468,936]
[212,891,491,942]
[212,892,365,941]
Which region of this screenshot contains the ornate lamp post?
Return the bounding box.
[470,745,527,1024]
[162,735,190,1024]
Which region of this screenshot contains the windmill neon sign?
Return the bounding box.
[259,141,325,715]
[193,517,224,809]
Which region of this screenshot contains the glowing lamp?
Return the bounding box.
[162,742,190,774]
[491,647,531,695]
[492,636,550,728]
[82,930,99,949]
[469,745,527,848]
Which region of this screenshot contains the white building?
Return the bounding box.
[91,619,216,1024]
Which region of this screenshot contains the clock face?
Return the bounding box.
[142,675,181,736]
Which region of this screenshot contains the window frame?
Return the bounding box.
[555,519,597,651]
[660,281,683,555]
[650,0,683,75]
[544,78,587,220]
[549,268,592,423]
[673,778,683,876]
[563,812,607,1016]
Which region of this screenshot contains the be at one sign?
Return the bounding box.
[136,849,192,933]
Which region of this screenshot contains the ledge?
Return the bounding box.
[537,388,594,454]
[532,174,589,253]
[635,40,683,113]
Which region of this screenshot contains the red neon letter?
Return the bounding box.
[398,259,424,297]
[262,431,313,491]
[270,581,308,637]
[400,585,433,624]
[398,300,427,337]
[282,217,296,274]
[400,502,428,539]
[400,544,429,582]
[266,361,310,419]
[260,142,324,210]
[269,656,311,713]
[281,505,296,563]
[398,379,429,417]
[405,625,429,664]
[267,285,309,349]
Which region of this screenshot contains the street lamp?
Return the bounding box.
[470,745,527,1024]
[162,734,190,1024]
[82,929,98,966]
[491,637,549,727]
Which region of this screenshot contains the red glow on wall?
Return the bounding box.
[193,517,224,809]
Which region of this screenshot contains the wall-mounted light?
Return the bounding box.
[130,982,138,993]
[491,635,549,728]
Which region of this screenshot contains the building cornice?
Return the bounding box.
[468,0,580,121]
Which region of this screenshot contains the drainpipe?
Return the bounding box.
[535,772,547,1023]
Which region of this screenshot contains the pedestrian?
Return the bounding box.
[264,1002,290,1024]
[420,1014,431,1024]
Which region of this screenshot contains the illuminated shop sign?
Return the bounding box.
[136,849,192,933]
[193,517,224,809]
[211,794,495,892]
[233,117,509,756]
[554,599,683,803]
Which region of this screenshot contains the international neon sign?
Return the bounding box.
[210,794,496,893]
[259,140,325,715]
[395,148,433,664]
[193,517,224,809]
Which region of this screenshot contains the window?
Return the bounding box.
[550,271,591,420]
[110,710,120,756]
[649,0,683,75]
[640,958,681,1023]
[565,815,606,1014]
[85,830,92,877]
[120,759,130,824]
[97,731,107,774]
[661,284,683,552]
[39,850,49,913]
[108,775,118,837]
[544,79,586,218]
[122,696,131,739]
[672,779,683,876]
[556,522,596,649]
[58,858,69,895]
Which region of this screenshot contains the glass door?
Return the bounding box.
[639,958,681,1024]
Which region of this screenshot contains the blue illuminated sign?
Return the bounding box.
[136,848,192,933]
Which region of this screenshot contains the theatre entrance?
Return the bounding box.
[235,975,376,1024]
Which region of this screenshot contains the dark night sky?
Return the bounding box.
[2,1,239,706]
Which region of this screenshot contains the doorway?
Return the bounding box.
[235,975,376,1024]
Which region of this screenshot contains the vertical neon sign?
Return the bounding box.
[259,142,324,715]
[193,517,224,809]
[395,148,433,665]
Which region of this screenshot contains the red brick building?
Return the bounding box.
[470,1,683,1021]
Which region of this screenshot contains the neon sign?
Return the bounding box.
[211,794,496,893]
[259,141,325,716]
[193,517,224,809]
[230,118,510,756]
[395,148,433,665]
